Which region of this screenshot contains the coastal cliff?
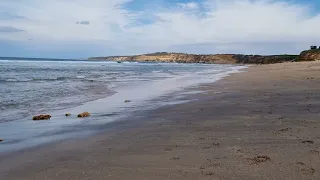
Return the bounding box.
[89,53,237,64]
[298,49,320,61]
[89,50,320,64]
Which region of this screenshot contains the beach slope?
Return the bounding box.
[0,61,319,180]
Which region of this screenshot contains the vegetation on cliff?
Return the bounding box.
[298,49,320,62]
[233,54,298,64]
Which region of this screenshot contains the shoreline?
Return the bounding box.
[0,63,246,153]
[0,61,319,180]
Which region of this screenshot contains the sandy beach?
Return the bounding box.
[0,61,319,180]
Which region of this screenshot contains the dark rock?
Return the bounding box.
[124,100,131,103]
[32,114,51,121]
[65,113,71,117]
[77,112,90,118]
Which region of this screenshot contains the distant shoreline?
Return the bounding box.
[89,52,299,64]
[89,49,320,64]
[2,48,319,64]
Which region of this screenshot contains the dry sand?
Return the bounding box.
[0,61,319,180]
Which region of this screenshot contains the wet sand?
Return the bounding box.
[0,61,320,180]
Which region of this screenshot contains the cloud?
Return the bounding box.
[0,12,25,20]
[124,0,320,54]
[0,26,24,33]
[76,21,90,25]
[0,0,320,57]
[177,2,199,9]
[0,0,133,41]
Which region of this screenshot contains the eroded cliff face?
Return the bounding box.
[298,49,320,61]
[89,52,299,64]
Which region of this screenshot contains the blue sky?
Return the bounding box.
[0,0,320,58]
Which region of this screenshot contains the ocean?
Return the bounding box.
[0,58,246,152]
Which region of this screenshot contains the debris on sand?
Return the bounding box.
[124,100,131,103]
[295,162,306,166]
[310,150,320,154]
[301,167,315,175]
[201,171,215,176]
[77,112,90,118]
[32,114,51,121]
[279,128,291,132]
[248,156,270,164]
[171,157,180,160]
[302,140,314,144]
[253,156,270,163]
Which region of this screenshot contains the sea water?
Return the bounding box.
[0,58,246,152]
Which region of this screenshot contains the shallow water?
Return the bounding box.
[0,58,246,152]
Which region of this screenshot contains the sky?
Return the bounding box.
[0,0,320,58]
